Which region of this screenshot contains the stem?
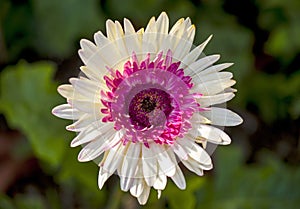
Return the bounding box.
[0,23,8,64]
[104,181,123,209]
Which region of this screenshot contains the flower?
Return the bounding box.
[52,12,243,205]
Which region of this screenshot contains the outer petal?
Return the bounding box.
[98,166,113,189]
[137,184,151,205]
[119,143,142,191]
[70,122,114,147]
[142,144,158,187]
[101,142,126,174]
[70,77,101,101]
[192,77,236,95]
[176,138,212,168]
[170,166,186,190]
[180,35,212,69]
[52,104,83,120]
[78,130,123,162]
[154,145,176,177]
[197,92,235,107]
[186,54,220,77]
[189,124,232,145]
[201,107,243,126]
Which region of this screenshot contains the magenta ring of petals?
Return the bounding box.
[101,51,201,147]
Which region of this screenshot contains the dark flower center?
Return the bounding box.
[129,88,173,129]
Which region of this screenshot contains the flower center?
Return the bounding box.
[129,88,173,129]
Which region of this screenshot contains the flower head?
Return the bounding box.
[52,12,242,204]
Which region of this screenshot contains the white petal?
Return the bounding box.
[124,18,135,34]
[52,104,82,120]
[181,158,204,175]
[197,92,235,107]
[124,32,142,58]
[130,178,144,198]
[154,145,176,177]
[66,114,95,132]
[186,54,220,77]
[94,31,110,47]
[153,174,167,190]
[79,66,101,82]
[157,190,162,199]
[98,166,113,189]
[69,99,102,114]
[191,124,232,145]
[78,50,106,81]
[106,19,117,41]
[190,113,211,124]
[180,35,212,69]
[173,25,195,60]
[154,12,169,53]
[172,142,188,161]
[137,184,150,205]
[70,77,101,101]
[142,144,158,187]
[143,17,157,55]
[201,107,243,126]
[160,18,185,53]
[120,143,141,191]
[197,63,234,76]
[78,130,123,162]
[80,39,98,57]
[156,12,169,34]
[170,166,186,190]
[57,84,76,99]
[169,18,184,35]
[114,21,129,59]
[192,71,233,84]
[101,141,126,174]
[177,138,212,167]
[123,19,142,57]
[70,122,114,147]
[192,78,236,95]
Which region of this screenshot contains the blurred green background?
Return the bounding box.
[0,0,299,208]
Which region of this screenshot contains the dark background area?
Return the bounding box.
[0,0,299,208]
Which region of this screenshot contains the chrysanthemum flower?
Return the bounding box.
[52,12,242,204]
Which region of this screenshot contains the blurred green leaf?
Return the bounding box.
[14,193,46,209]
[1,1,34,62]
[107,0,195,26]
[195,146,300,209]
[0,195,15,209]
[58,147,100,193]
[194,1,255,81]
[257,0,300,61]
[0,61,67,166]
[31,0,102,57]
[164,175,206,209]
[234,69,300,123]
[0,61,101,197]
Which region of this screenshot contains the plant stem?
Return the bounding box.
[104,181,123,209]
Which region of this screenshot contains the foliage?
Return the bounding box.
[1,0,102,60]
[0,61,66,165]
[0,61,103,206]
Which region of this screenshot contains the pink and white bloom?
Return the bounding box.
[52,12,242,204]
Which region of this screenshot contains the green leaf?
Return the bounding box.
[31,0,103,57]
[195,146,300,209]
[14,193,46,209]
[0,195,15,209]
[164,174,206,209]
[0,61,106,201]
[0,60,68,166]
[58,146,100,193]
